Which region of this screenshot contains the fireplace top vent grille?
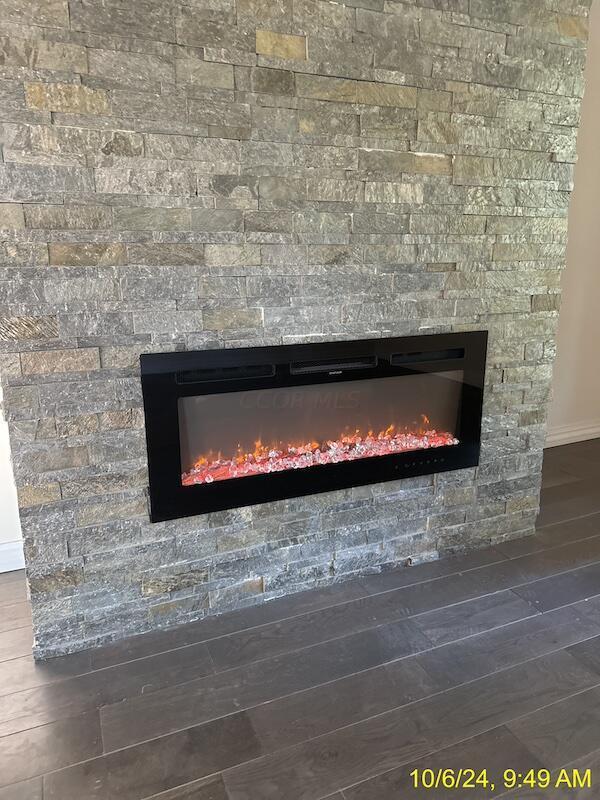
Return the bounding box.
[391,347,464,366]
[290,355,377,375]
[176,364,275,384]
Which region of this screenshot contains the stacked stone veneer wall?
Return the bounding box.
[0,0,590,657]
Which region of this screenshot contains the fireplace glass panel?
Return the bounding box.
[178,370,463,487]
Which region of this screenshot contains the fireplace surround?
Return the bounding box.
[142,332,487,522]
[0,0,590,658]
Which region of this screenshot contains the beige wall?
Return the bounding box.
[0,385,23,572]
[548,0,600,446]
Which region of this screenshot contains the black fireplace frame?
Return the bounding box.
[140,331,488,522]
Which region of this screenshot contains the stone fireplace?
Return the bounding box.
[0,0,590,658]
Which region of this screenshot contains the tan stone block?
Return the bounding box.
[21,348,100,375]
[25,82,109,114]
[557,14,588,40]
[142,565,209,596]
[412,153,452,176]
[149,593,209,619]
[28,561,84,595]
[99,408,144,430]
[256,29,306,60]
[203,308,263,330]
[56,414,100,437]
[204,244,260,266]
[356,82,417,108]
[417,88,451,112]
[0,203,24,229]
[506,495,539,513]
[18,483,61,508]
[209,577,264,607]
[48,243,127,267]
[296,74,356,103]
[0,316,58,342]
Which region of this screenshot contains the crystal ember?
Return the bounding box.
[182,421,459,486]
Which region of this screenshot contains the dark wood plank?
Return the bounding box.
[412,590,537,646]
[544,439,600,482]
[538,479,600,528]
[414,650,598,752]
[223,651,598,800]
[248,658,436,753]
[0,711,102,788]
[0,581,27,607]
[416,602,600,690]
[0,650,93,698]
[507,534,600,584]
[0,673,101,739]
[44,712,262,800]
[513,561,600,612]
[508,687,600,769]
[537,512,600,542]
[0,777,43,800]
[142,774,229,799]
[495,534,546,559]
[100,619,431,751]
[0,571,25,587]
[344,726,543,800]
[568,632,600,675]
[0,640,214,737]
[497,517,600,560]
[0,602,31,634]
[225,694,433,800]
[0,627,32,663]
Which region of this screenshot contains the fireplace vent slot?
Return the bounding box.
[290,356,377,375]
[391,348,464,366]
[176,364,275,384]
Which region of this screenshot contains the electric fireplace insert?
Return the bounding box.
[141,331,487,522]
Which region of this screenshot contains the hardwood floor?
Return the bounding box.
[1,440,600,799]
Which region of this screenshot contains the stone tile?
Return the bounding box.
[255,29,306,60]
[24,83,109,114]
[21,348,100,375]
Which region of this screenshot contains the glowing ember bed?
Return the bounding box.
[141,332,487,522]
[182,422,459,486]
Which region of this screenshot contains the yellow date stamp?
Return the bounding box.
[410,767,593,792]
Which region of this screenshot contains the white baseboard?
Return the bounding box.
[546,420,600,448]
[0,540,25,573]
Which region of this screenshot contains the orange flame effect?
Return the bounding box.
[182,416,458,487]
